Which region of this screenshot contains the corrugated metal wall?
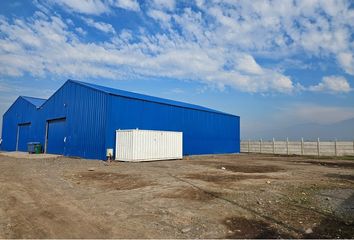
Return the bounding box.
[1,97,40,151]
[1,82,108,160]
[39,81,108,159]
[2,80,240,160]
[105,95,240,156]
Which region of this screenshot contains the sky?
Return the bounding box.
[0,0,353,139]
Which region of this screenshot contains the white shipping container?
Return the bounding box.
[115,129,183,161]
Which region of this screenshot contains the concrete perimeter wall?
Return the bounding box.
[241,139,354,156]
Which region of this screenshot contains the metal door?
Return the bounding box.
[46,118,66,155]
[17,123,31,151]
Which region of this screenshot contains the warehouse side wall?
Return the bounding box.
[105,95,240,156]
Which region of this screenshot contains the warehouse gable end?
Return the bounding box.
[21,96,46,108]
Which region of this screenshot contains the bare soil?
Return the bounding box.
[184,172,277,183]
[68,172,155,190]
[0,153,353,238]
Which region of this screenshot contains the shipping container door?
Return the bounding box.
[46,118,66,155]
[17,123,31,151]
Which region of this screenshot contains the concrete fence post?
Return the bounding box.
[260,138,262,153]
[286,137,289,155]
[301,137,304,155]
[334,138,337,157]
[272,138,275,154]
[317,138,320,157]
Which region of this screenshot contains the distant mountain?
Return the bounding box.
[247,118,354,141]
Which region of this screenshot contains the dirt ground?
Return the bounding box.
[0,153,353,239]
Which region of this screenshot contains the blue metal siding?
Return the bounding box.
[2,80,239,160]
[105,95,240,156]
[40,81,107,159]
[1,82,107,159]
[1,97,39,151]
[17,123,31,151]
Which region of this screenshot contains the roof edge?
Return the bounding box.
[20,96,47,108]
[3,96,40,116]
[68,79,239,118]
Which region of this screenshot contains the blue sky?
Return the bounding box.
[0,0,353,139]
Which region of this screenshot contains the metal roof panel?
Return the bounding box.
[21,96,46,108]
[69,80,236,116]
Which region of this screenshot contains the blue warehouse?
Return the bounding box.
[1,80,240,160]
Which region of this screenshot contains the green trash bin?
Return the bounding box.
[28,142,40,154]
[34,144,42,154]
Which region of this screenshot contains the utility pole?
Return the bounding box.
[272,138,275,154]
[334,138,337,157]
[260,138,262,153]
[286,137,289,155]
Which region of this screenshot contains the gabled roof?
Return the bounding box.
[21,96,46,108]
[69,80,236,116]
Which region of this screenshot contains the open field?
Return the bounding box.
[0,153,353,238]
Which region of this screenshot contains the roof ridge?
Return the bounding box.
[21,95,47,100]
[20,96,47,108]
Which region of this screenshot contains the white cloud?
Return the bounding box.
[82,17,115,34]
[112,0,140,11]
[309,76,351,93]
[194,0,353,74]
[147,9,171,24]
[150,0,175,11]
[0,1,353,94]
[75,27,87,35]
[235,54,263,75]
[147,0,175,28]
[337,52,354,75]
[54,0,109,15]
[0,80,11,92]
[53,0,140,14]
[0,11,295,93]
